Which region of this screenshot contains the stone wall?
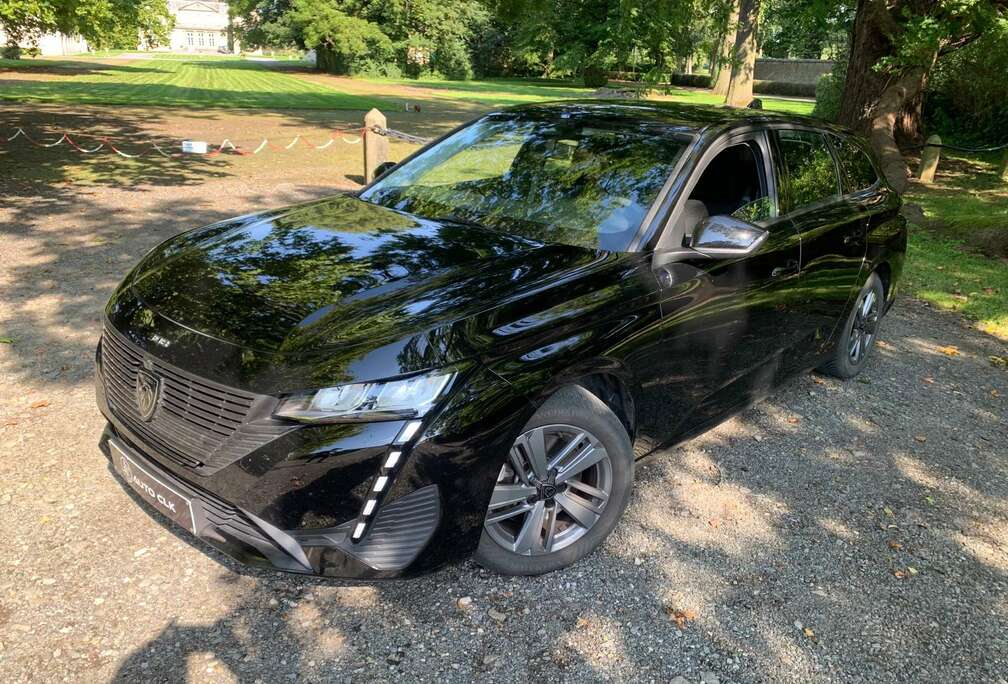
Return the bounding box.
[754,58,834,85]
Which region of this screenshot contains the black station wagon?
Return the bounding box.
[96,102,906,578]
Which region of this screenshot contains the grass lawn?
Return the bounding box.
[0,56,384,110]
[1,54,814,115]
[903,153,1008,341]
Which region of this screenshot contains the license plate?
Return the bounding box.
[111,440,196,534]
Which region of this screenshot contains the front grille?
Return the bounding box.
[100,322,293,473]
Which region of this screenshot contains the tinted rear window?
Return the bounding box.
[776,129,840,213]
[831,134,879,193]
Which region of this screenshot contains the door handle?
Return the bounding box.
[771,259,799,278]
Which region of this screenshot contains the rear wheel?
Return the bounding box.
[474,385,633,576]
[819,272,885,379]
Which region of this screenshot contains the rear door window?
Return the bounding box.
[830,134,879,194]
[775,129,840,213]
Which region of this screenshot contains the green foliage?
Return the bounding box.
[812,51,845,121]
[0,0,172,50]
[669,72,712,88]
[582,63,607,87]
[291,1,393,76]
[925,31,1008,144]
[760,0,852,59]
[877,0,1008,74]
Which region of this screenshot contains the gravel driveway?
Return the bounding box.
[1,116,1007,683]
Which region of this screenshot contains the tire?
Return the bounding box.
[819,272,885,379]
[473,385,634,576]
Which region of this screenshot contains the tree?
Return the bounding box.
[711,0,738,95]
[838,0,1008,192]
[760,0,853,59]
[0,0,172,51]
[724,0,759,106]
[288,0,392,75]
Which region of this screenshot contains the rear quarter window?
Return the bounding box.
[831,134,879,194]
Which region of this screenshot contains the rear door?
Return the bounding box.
[771,127,866,367]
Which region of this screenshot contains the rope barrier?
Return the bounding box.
[904,141,1008,153]
[369,126,433,146]
[0,125,390,158]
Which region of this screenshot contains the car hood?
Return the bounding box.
[128,194,609,370]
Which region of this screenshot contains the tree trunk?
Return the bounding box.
[839,0,935,193]
[865,67,928,193]
[711,0,739,96]
[724,0,759,107]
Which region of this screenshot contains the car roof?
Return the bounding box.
[501,99,848,139]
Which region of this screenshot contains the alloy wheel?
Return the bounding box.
[849,287,880,364]
[485,424,612,556]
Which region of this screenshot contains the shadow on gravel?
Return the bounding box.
[2,105,1005,682]
[106,324,1008,682]
[0,172,339,391]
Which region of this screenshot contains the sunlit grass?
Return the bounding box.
[0,56,383,109]
[903,154,1008,340]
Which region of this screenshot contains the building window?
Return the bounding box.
[198,33,206,47]
[209,32,216,47]
[187,32,194,47]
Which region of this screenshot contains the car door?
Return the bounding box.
[637,129,803,447]
[770,127,866,367]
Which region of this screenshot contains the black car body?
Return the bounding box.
[96,102,906,579]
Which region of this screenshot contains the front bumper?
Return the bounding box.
[101,425,443,578]
[96,358,534,579]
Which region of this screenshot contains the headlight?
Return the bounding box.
[274,371,456,423]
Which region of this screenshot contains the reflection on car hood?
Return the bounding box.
[129,194,606,362]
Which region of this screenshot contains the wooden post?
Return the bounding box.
[999,148,1008,183]
[916,134,942,184]
[363,108,388,185]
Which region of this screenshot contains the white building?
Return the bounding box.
[164,1,233,53]
[0,28,89,56]
[1,1,236,56]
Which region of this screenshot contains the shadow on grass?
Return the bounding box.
[0,77,388,110]
[902,153,1008,339]
[0,58,161,75]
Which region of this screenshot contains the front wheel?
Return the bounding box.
[474,385,634,576]
[819,272,885,379]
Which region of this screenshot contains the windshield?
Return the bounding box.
[360,113,692,251]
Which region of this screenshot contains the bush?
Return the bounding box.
[668,73,712,88]
[583,64,608,88]
[2,44,21,59]
[925,33,1008,144]
[355,61,402,79]
[813,54,846,122]
[294,4,395,76]
[433,39,474,80]
[753,79,816,97]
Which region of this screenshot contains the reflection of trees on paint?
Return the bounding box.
[363,112,691,251]
[777,130,839,210]
[128,193,613,383]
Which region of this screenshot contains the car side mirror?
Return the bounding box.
[373,161,397,181]
[687,215,768,258]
